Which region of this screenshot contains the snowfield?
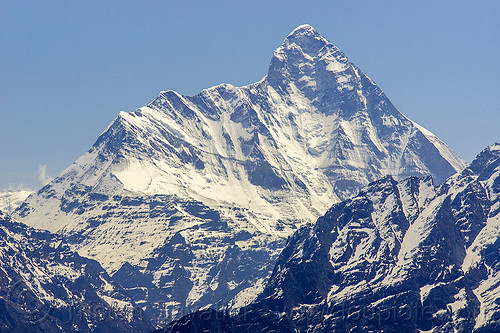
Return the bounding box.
[13,25,468,326]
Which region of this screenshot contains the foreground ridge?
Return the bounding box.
[162,143,500,332]
[14,25,466,325]
[0,210,152,332]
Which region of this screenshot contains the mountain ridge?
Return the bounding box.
[13,25,467,325]
[161,143,500,333]
[0,210,153,332]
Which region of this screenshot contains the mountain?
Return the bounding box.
[0,210,152,332]
[162,143,500,333]
[0,189,33,215]
[13,24,466,325]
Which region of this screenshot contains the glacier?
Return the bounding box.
[13,24,467,326]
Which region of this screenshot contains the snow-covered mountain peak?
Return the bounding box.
[287,24,319,37]
[14,25,468,323]
[16,24,468,235]
[268,25,351,92]
[0,188,33,214]
[283,24,328,53]
[163,145,499,332]
[468,142,500,176]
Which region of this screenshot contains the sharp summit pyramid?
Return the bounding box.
[14,25,467,324]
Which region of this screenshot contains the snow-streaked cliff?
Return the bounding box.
[13,25,467,325]
[163,143,500,333]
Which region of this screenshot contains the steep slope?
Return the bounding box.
[13,25,466,324]
[163,144,499,332]
[453,145,500,330]
[0,210,152,332]
[0,189,33,214]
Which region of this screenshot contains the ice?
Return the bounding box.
[12,24,470,322]
[0,189,33,214]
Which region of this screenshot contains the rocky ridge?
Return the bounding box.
[0,210,152,332]
[163,143,500,332]
[13,25,466,325]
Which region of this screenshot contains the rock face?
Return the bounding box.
[0,189,33,215]
[13,25,465,325]
[0,210,152,332]
[162,143,500,333]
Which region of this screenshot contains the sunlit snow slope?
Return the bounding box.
[0,189,33,214]
[14,25,466,325]
[163,143,500,333]
[0,210,152,332]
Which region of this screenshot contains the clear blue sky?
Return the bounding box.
[1,1,499,189]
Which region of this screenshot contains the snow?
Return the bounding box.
[229,277,267,310]
[408,118,468,173]
[463,213,500,273]
[288,24,316,35]
[0,215,139,328]
[326,61,348,73]
[11,24,470,322]
[473,270,500,329]
[462,212,500,330]
[397,196,446,264]
[0,189,33,214]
